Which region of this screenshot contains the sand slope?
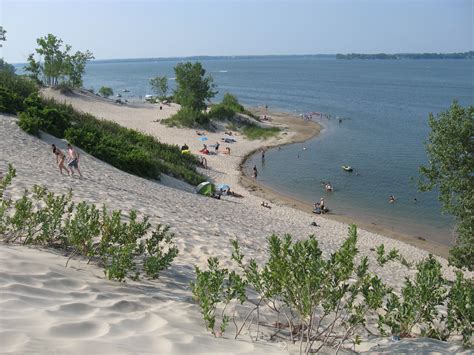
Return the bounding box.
[0,95,470,354]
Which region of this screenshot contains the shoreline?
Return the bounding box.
[240,108,451,259]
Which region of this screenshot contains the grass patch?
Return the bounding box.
[242,124,280,140]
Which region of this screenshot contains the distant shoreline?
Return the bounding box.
[336,51,473,60]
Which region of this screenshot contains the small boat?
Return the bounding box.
[123,89,130,92]
[342,165,353,172]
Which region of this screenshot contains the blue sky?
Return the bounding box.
[1,0,473,63]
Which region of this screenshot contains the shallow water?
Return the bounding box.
[26,56,472,245]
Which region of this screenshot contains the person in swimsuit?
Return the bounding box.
[67,143,83,178]
[52,144,70,175]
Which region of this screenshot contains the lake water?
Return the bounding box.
[45,57,473,245]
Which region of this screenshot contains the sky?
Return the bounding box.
[1,0,473,63]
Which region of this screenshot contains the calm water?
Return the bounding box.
[48,57,474,245]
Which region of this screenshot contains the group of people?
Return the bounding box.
[313,198,328,214]
[52,143,82,178]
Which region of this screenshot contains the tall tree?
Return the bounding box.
[150,76,169,100]
[173,62,216,111]
[25,34,93,88]
[419,101,474,270]
[24,54,41,83]
[0,26,6,46]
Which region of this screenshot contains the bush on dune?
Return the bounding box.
[192,225,473,352]
[0,165,178,282]
[0,72,205,186]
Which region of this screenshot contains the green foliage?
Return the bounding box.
[419,101,474,270]
[0,59,15,74]
[99,86,114,98]
[194,228,471,352]
[0,26,5,45]
[447,272,473,347]
[242,124,280,140]
[143,225,179,279]
[174,62,217,111]
[0,70,38,114]
[4,75,204,185]
[379,255,448,339]
[0,87,24,114]
[0,168,178,282]
[375,244,412,267]
[150,76,169,100]
[162,106,210,128]
[208,104,235,121]
[25,33,94,88]
[191,257,246,336]
[194,226,391,352]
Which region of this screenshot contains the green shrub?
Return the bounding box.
[242,124,280,140]
[447,272,473,347]
[193,226,390,351]
[0,168,178,282]
[0,71,38,102]
[379,255,447,338]
[18,112,41,136]
[208,104,235,121]
[163,106,210,128]
[143,225,179,279]
[0,87,24,114]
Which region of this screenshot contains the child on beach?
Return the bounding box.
[67,143,83,178]
[52,144,70,176]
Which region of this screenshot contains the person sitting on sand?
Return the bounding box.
[261,201,271,208]
[199,144,209,155]
[389,195,396,203]
[227,189,243,198]
[195,130,206,136]
[52,144,70,176]
[223,147,231,155]
[214,142,220,153]
[181,143,189,151]
[320,198,326,212]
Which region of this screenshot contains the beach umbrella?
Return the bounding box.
[217,183,230,191]
[198,136,208,141]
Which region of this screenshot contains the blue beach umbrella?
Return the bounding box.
[217,184,230,191]
[198,136,208,141]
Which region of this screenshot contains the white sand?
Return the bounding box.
[0,90,470,354]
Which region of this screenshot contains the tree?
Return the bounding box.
[173,62,217,111]
[419,101,474,270]
[24,54,41,83]
[150,76,169,100]
[24,34,93,88]
[0,26,6,46]
[65,50,94,88]
[99,86,113,98]
[0,59,15,74]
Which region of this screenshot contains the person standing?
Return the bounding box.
[253,165,258,179]
[67,143,83,178]
[261,149,266,161]
[52,144,70,176]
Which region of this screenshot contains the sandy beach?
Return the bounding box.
[0,89,470,354]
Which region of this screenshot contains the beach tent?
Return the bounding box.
[194,181,214,196]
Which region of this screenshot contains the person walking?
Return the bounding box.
[67,143,83,178]
[52,144,70,176]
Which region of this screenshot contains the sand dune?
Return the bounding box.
[0,92,470,354]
